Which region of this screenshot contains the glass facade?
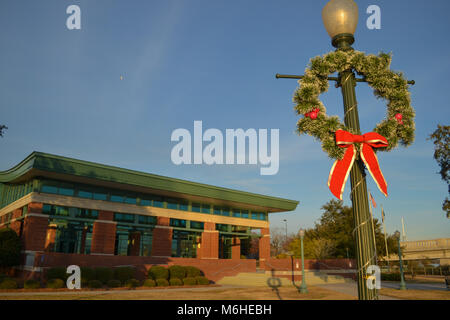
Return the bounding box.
[48,218,94,254]
[37,179,268,221]
[171,230,201,258]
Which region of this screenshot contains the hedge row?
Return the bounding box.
[0,265,210,290]
[46,266,136,286]
[381,273,402,281]
[148,265,203,280]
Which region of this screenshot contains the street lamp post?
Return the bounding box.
[298,228,308,294]
[395,230,407,290]
[283,219,288,252]
[277,0,380,300]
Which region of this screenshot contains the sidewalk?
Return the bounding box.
[316,282,398,300]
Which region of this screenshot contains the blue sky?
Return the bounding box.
[0,0,449,241]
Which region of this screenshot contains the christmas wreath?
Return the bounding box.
[294,50,415,161]
[293,50,415,199]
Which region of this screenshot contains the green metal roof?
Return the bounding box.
[0,152,299,213]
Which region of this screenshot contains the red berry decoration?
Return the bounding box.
[395,113,403,125]
[309,111,318,119]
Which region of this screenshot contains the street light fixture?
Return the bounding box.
[322,0,358,49]
[283,219,288,243]
[298,228,308,294]
[394,230,407,290]
[276,0,380,300]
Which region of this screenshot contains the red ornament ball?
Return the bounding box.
[395,113,403,121]
[309,111,318,119]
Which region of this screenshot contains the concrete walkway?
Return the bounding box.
[316,282,398,300]
[0,285,246,297]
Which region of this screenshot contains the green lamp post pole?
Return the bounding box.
[277,0,378,300]
[323,0,378,300]
[395,230,407,290]
[298,228,308,294]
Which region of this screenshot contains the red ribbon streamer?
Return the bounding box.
[328,130,389,200]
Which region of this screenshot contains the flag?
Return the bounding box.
[369,192,377,208]
[381,207,385,223]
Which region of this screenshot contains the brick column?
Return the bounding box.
[44,225,57,252]
[232,236,241,259]
[9,208,23,236]
[199,222,218,259]
[129,231,141,256]
[22,203,49,252]
[151,217,172,257]
[259,228,271,263]
[91,211,116,255]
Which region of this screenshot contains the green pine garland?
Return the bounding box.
[294,50,415,160]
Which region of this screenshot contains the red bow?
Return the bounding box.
[328,130,388,200]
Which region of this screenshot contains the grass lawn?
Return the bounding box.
[0,285,357,300]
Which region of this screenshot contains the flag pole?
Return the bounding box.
[381,205,390,269]
[368,192,378,266]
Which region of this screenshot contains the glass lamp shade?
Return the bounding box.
[299,229,305,237]
[322,0,359,38]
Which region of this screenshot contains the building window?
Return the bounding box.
[171,230,200,258]
[78,190,93,199]
[93,192,107,201]
[48,219,93,254]
[138,215,156,225]
[190,221,204,230]
[110,195,124,203]
[170,219,186,228]
[191,203,201,213]
[114,213,135,223]
[41,185,58,194]
[201,204,211,214]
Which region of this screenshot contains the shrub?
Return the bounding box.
[0,274,7,283]
[24,279,41,289]
[113,267,135,284]
[88,280,103,289]
[46,279,64,289]
[94,267,113,284]
[0,279,18,289]
[107,279,121,288]
[81,267,95,282]
[125,279,140,288]
[169,278,183,286]
[183,277,197,286]
[169,265,186,280]
[0,228,22,268]
[46,267,67,281]
[195,276,210,285]
[148,266,168,280]
[143,279,156,287]
[156,279,169,287]
[184,266,202,278]
[381,273,402,281]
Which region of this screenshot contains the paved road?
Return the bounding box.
[317,280,449,300]
[382,281,448,291]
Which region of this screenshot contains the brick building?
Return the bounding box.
[0,152,298,278]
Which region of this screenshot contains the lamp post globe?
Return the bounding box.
[322,0,358,49]
[395,230,407,290]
